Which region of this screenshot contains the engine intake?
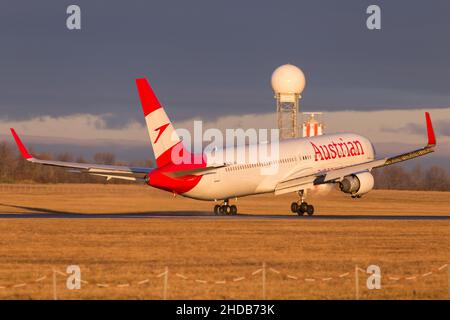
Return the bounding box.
[339,171,374,197]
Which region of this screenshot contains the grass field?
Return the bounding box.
[0,184,449,300]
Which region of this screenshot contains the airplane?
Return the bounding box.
[10,78,437,216]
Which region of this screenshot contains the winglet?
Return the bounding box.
[10,128,32,159]
[425,112,436,147]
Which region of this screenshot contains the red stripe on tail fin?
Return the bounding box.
[136,78,162,116]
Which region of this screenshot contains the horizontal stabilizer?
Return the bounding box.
[163,164,226,178]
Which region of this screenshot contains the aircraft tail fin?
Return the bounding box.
[135,78,184,167]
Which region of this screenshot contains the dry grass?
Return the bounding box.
[0,184,449,300]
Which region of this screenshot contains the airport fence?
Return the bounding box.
[0,262,449,300]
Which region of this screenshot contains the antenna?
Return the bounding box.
[302,112,324,137]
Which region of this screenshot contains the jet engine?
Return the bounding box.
[339,171,374,197]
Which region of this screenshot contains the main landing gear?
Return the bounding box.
[214,199,237,216]
[290,190,315,216]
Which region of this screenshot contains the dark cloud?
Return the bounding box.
[382,120,450,137]
[436,121,450,136]
[93,113,137,130]
[1,0,450,126]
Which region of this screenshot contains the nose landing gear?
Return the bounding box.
[290,190,315,216]
[214,199,237,216]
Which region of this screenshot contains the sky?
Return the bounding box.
[0,1,449,165]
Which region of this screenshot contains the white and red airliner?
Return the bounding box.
[10,78,437,216]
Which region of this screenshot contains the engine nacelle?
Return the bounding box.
[339,171,374,197]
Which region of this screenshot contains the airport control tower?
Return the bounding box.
[271,64,306,140]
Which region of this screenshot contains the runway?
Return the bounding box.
[1,188,449,300]
[0,211,449,220]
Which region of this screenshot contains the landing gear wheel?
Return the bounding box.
[292,190,315,216]
[296,207,305,216]
[222,205,231,215]
[214,199,238,216]
[299,202,308,213]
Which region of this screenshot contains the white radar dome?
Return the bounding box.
[271,64,306,94]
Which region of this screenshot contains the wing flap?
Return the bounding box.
[275,176,316,195]
[323,159,386,181]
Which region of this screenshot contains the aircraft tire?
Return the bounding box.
[291,202,299,213]
[300,202,308,212]
[222,205,231,215]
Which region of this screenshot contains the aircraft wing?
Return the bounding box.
[275,112,436,195]
[10,129,153,182]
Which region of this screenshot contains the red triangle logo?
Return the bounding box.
[154,123,170,144]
